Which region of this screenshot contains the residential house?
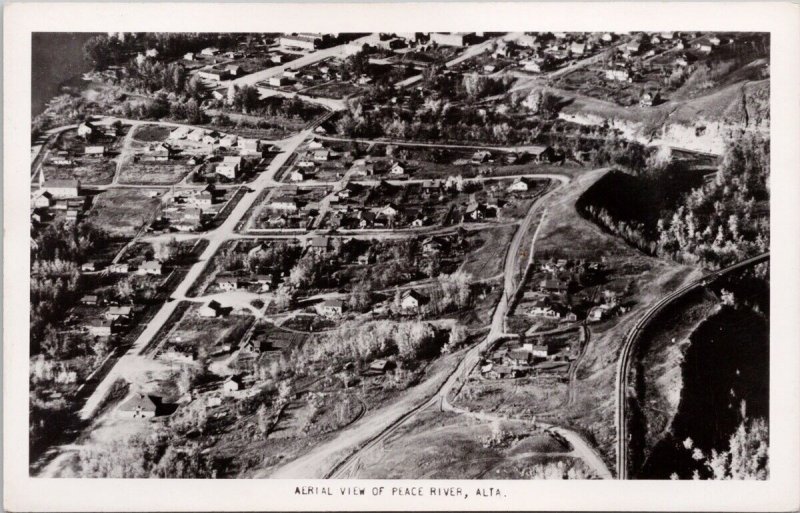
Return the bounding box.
[216,273,239,291]
[223,376,243,393]
[32,190,54,208]
[313,149,331,162]
[77,121,99,139]
[84,145,106,156]
[505,349,532,368]
[80,294,99,305]
[400,290,428,310]
[105,306,132,321]
[238,138,261,155]
[507,177,534,192]
[138,260,162,275]
[316,299,344,318]
[41,178,80,199]
[639,89,660,107]
[308,236,330,253]
[270,195,299,211]
[522,343,551,359]
[538,278,569,294]
[117,393,157,419]
[429,32,475,47]
[187,128,206,142]
[369,359,394,373]
[217,155,242,180]
[389,162,406,176]
[528,145,555,162]
[109,263,129,274]
[87,319,114,337]
[168,125,192,141]
[605,68,631,82]
[269,76,289,87]
[198,300,224,318]
[279,34,320,51]
[529,299,561,319]
[471,150,492,164]
[219,134,239,148]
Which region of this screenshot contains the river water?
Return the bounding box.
[639,304,769,478]
[32,32,98,117]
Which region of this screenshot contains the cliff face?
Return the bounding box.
[559,79,770,155]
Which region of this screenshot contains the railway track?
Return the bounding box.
[615,252,769,479]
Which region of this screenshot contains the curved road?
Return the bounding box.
[615,252,770,479]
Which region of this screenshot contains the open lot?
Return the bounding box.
[117,158,195,185]
[131,125,171,143]
[349,409,584,479]
[85,189,162,237]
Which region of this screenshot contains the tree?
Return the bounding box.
[683,415,769,480]
[185,98,205,124]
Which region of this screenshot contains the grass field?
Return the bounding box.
[132,125,171,143]
[163,305,254,356]
[85,189,162,237]
[118,160,194,185]
[301,81,363,99]
[41,160,115,185]
[351,409,576,479]
[460,225,516,280]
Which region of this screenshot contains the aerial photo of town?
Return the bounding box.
[30,31,769,480]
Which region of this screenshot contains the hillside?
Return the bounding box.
[558,79,769,154]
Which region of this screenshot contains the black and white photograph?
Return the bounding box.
[4,2,800,511]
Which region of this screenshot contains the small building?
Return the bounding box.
[84,145,106,156]
[80,294,99,306]
[81,261,98,272]
[313,149,331,162]
[216,155,242,180]
[640,90,661,107]
[216,273,239,291]
[87,319,114,337]
[201,47,219,56]
[400,290,428,310]
[219,134,239,148]
[429,32,475,47]
[605,68,631,82]
[198,68,229,82]
[105,306,132,321]
[109,263,129,274]
[238,138,261,155]
[138,260,162,275]
[168,125,192,141]
[269,76,289,87]
[118,393,157,419]
[279,34,320,51]
[389,162,406,175]
[507,177,534,192]
[316,299,344,318]
[32,190,54,208]
[198,300,224,318]
[41,179,80,199]
[369,359,395,373]
[308,236,330,253]
[528,145,555,163]
[522,343,551,359]
[506,349,532,367]
[223,376,243,393]
[77,121,99,139]
[270,195,299,211]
